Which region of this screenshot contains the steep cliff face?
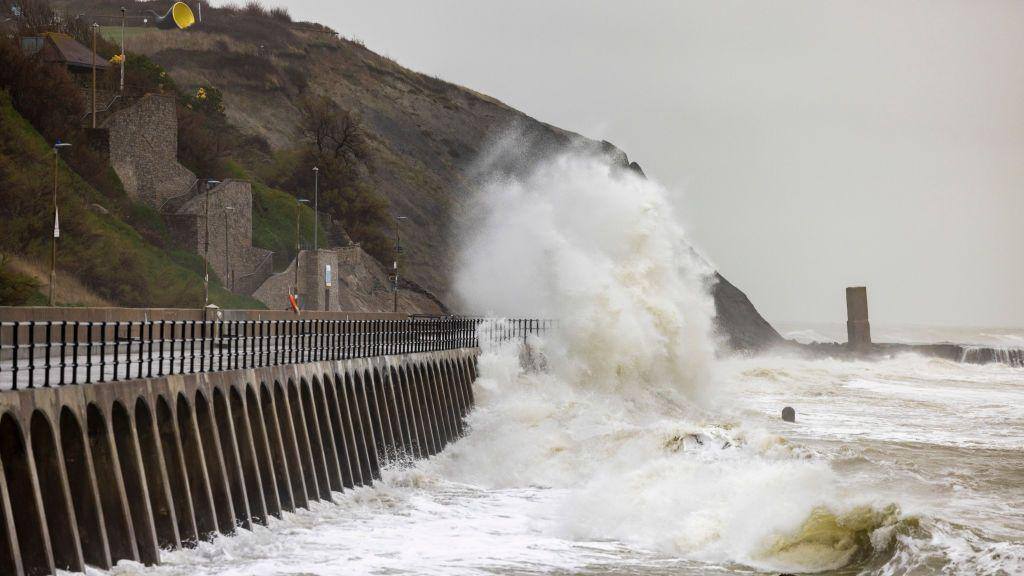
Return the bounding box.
[710,273,783,352]
[57,2,780,350]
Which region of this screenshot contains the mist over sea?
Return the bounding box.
[100,150,1024,576]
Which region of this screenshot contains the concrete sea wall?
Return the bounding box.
[0,349,477,575]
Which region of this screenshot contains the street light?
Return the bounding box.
[119,7,126,93]
[91,22,99,128]
[295,198,310,296]
[50,141,72,307]
[224,205,235,291]
[202,179,221,308]
[312,166,319,253]
[393,215,408,314]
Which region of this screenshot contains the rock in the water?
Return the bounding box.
[782,406,796,422]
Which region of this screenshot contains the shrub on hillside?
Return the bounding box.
[242,1,267,17]
[269,6,291,22]
[259,97,393,263]
[202,2,297,51]
[123,53,177,98]
[0,37,84,143]
[177,103,231,178]
[0,255,41,305]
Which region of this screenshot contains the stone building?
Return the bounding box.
[101,95,271,293]
[171,180,272,293]
[103,95,195,209]
[95,93,441,312]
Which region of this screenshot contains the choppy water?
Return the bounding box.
[96,148,1024,576]
[96,335,1023,576]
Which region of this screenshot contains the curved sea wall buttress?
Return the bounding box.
[0,349,479,575]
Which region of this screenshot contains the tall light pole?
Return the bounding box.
[295,198,310,296]
[50,141,72,306]
[312,166,319,252]
[393,215,407,314]
[202,179,221,308]
[91,22,98,128]
[119,7,126,93]
[224,205,235,291]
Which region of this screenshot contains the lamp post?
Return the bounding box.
[392,215,407,314]
[119,7,126,93]
[91,22,98,128]
[312,166,319,253]
[224,205,235,291]
[50,141,72,307]
[202,179,221,308]
[295,198,310,296]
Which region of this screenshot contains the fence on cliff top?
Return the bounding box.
[0,317,553,390]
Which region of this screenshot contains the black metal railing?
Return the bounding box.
[0,317,554,391]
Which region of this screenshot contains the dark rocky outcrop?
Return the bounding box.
[711,272,784,352]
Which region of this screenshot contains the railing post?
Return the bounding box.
[372,317,380,354]
[286,320,292,365]
[272,321,279,365]
[43,321,52,388]
[234,320,241,370]
[59,321,67,385]
[257,321,264,368]
[356,319,363,358]
[352,319,358,359]
[231,320,238,370]
[331,320,337,360]
[200,320,207,373]
[85,321,94,384]
[216,319,223,371]
[72,321,80,383]
[189,320,197,373]
[11,322,19,390]
[112,320,121,381]
[313,319,318,362]
[98,320,107,383]
[27,321,36,388]
[146,321,154,378]
[239,321,246,370]
[177,321,186,375]
[244,320,250,369]
[343,320,351,360]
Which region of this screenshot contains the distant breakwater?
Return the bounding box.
[791,341,1024,368]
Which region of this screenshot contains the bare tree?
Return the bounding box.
[299,95,367,165]
[2,0,58,35]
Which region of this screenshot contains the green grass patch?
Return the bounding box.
[228,161,328,271]
[0,91,264,310]
[99,27,151,44]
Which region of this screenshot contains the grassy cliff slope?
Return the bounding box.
[0,91,261,308]
[47,0,781,349]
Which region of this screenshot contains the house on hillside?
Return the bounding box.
[20,32,109,77]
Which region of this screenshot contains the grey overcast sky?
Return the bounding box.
[266,1,1023,328]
